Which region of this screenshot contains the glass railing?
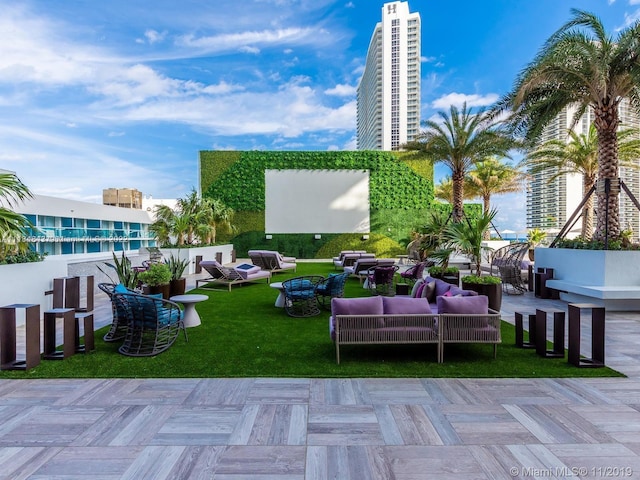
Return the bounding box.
[22,227,154,242]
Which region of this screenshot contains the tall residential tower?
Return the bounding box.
[526,100,640,240]
[357,1,421,151]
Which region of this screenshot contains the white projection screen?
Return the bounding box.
[265,169,370,234]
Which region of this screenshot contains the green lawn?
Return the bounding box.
[1,262,624,379]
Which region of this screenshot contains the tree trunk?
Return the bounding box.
[582,174,595,240]
[483,194,491,240]
[452,170,465,222]
[593,105,620,242]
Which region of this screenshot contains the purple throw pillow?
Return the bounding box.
[434,279,452,297]
[410,279,424,298]
[331,296,384,316]
[437,295,489,314]
[382,296,432,314]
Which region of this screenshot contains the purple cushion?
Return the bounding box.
[433,279,452,297]
[415,283,425,299]
[331,296,384,316]
[437,295,489,314]
[410,279,424,298]
[449,286,478,297]
[382,296,432,314]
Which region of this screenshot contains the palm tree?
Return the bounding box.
[404,102,516,222]
[526,124,640,239]
[495,9,640,242]
[444,209,497,276]
[0,172,33,259]
[149,191,234,246]
[434,176,478,204]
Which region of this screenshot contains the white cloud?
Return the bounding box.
[324,84,356,96]
[431,92,499,109]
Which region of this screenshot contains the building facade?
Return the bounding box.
[16,194,156,256]
[103,188,143,209]
[356,1,421,151]
[526,101,640,240]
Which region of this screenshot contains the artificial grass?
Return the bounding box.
[1,262,624,379]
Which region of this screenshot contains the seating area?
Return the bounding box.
[333,251,376,270]
[330,294,501,364]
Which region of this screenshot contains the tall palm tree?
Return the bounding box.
[404,102,516,222]
[466,158,526,239]
[526,124,640,239]
[495,9,640,241]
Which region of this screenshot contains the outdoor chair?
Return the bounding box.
[98,282,136,342]
[399,260,429,286]
[491,243,530,295]
[282,275,324,317]
[368,265,399,296]
[315,272,350,309]
[196,260,271,291]
[112,291,187,357]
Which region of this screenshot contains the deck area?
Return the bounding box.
[1,269,640,479]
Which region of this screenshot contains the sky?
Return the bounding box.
[1,0,640,233]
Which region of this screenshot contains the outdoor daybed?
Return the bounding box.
[196,260,271,291]
[329,284,500,364]
[248,250,297,273]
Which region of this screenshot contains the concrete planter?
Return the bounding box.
[534,247,640,310]
[534,248,640,286]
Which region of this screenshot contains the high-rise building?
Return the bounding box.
[357,1,421,151]
[103,188,143,209]
[526,100,640,240]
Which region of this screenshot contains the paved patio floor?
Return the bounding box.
[1,269,640,479]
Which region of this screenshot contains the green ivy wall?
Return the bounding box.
[199,150,438,258]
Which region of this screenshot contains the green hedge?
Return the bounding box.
[200,150,433,211]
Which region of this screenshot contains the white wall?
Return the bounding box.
[265,170,370,234]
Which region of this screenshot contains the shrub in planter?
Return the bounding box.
[138,263,172,299]
[461,274,502,311]
[428,266,460,286]
[166,254,190,296]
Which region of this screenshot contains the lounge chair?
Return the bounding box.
[333,252,375,270]
[248,250,297,273]
[399,260,431,285]
[344,258,396,284]
[196,260,271,291]
[112,291,187,357]
[315,271,350,309]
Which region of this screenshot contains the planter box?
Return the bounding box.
[461,281,502,312]
[535,248,640,310]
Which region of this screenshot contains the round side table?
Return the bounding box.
[269,282,285,307]
[170,294,209,328]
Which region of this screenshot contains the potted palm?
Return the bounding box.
[138,263,172,299]
[445,210,502,310]
[526,228,546,262]
[98,251,140,290]
[166,254,190,296]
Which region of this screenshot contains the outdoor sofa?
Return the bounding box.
[329,278,500,363]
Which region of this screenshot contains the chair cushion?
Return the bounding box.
[331,296,384,316]
[410,279,424,297]
[422,281,436,301]
[437,295,489,314]
[432,278,453,297]
[114,284,129,293]
[382,296,432,314]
